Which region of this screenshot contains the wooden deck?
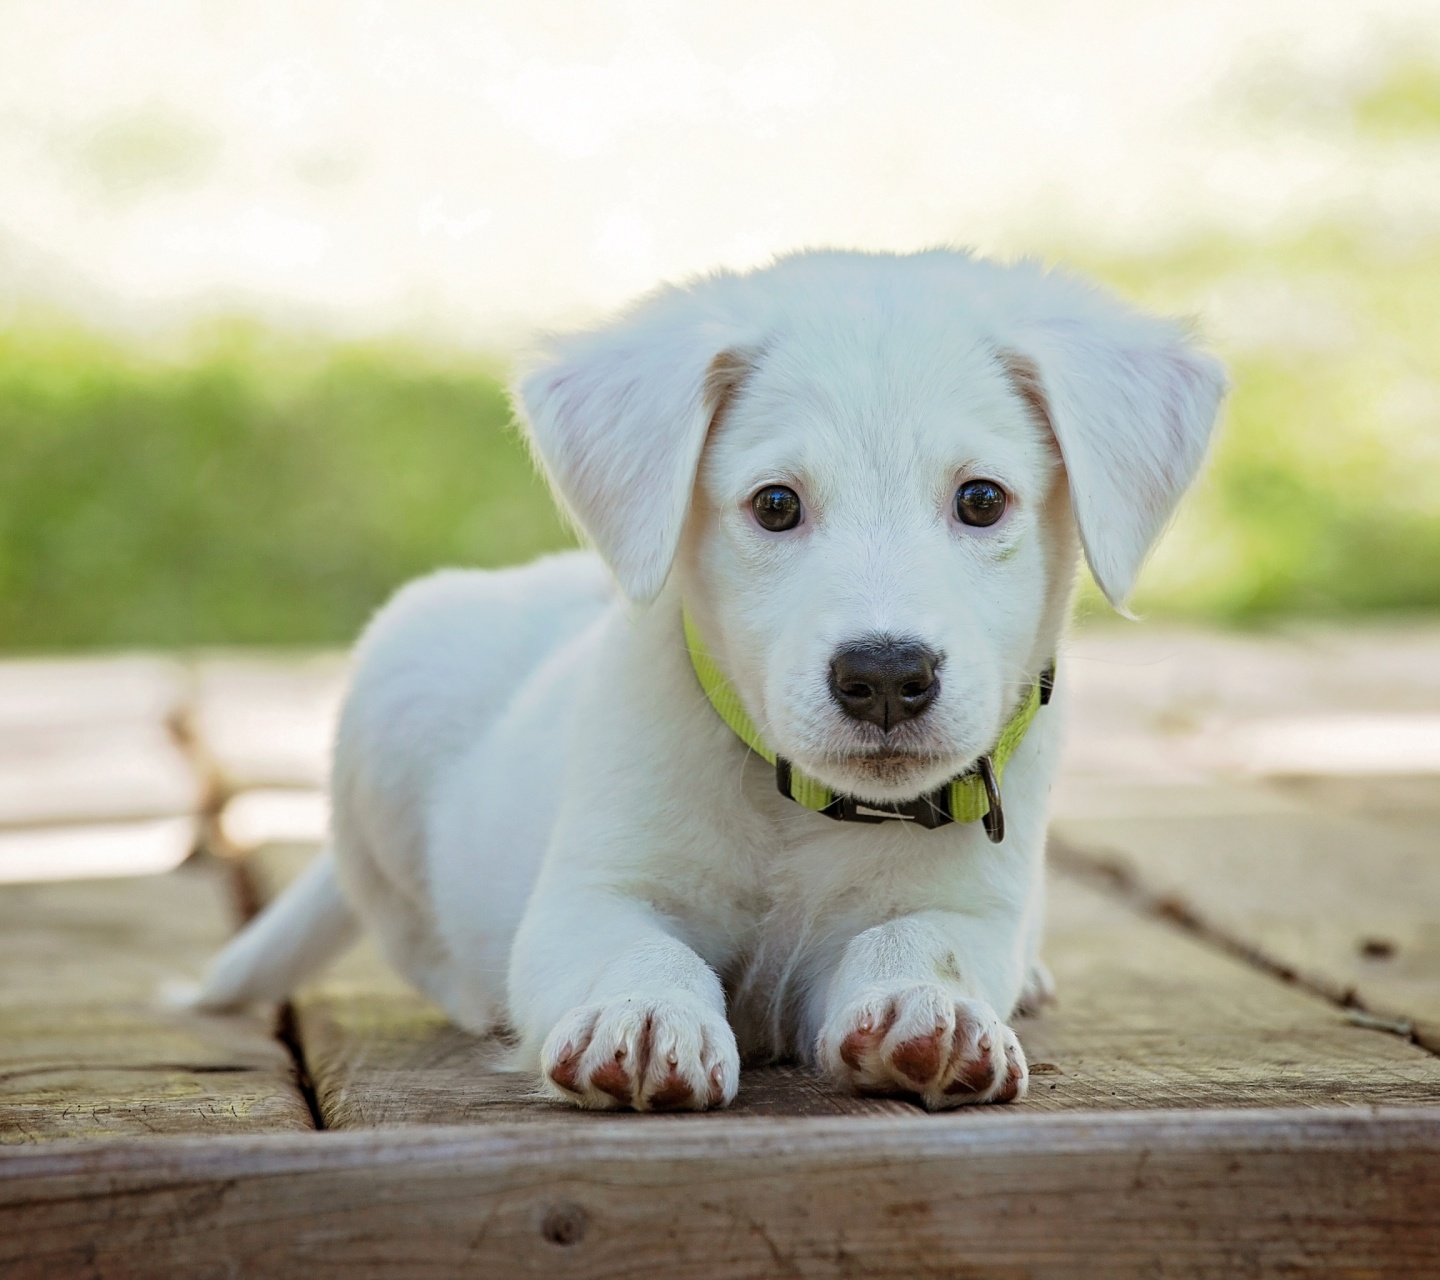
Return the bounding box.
[2,624,1439,1277]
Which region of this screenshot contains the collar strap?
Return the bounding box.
[683,610,1054,843]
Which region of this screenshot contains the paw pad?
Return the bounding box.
[821,986,1027,1109]
[541,996,740,1112]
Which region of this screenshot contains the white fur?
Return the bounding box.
[196,249,1225,1111]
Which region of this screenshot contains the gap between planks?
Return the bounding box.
[233,853,328,1131]
[167,671,329,1131]
[1050,831,1438,1057]
[248,839,1440,1128]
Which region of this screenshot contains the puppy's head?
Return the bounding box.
[518,251,1225,803]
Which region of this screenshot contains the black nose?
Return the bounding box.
[828,638,940,732]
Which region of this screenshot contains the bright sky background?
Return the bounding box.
[2,0,1437,346]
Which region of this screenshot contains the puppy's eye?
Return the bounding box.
[752,485,803,532]
[955,479,1008,527]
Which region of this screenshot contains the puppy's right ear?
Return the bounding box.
[515,288,753,602]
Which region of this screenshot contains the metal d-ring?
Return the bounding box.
[977,755,1005,844]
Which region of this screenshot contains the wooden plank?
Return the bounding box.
[0,860,314,1141]
[1063,621,1440,725]
[0,656,199,830]
[0,815,197,886]
[1054,622,1440,1054]
[253,844,1440,1126]
[1052,777,1440,1054]
[0,1108,1436,1279]
[193,656,347,791]
[273,895,916,1123]
[253,825,925,1120]
[1057,621,1440,789]
[0,656,188,734]
[0,722,199,829]
[297,980,917,1125]
[1029,855,1440,1108]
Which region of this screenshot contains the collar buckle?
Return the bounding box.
[777,759,956,829]
[976,755,1005,844]
[777,754,1005,840]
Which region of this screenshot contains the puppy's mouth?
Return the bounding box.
[823,744,965,797]
[773,695,980,802]
[849,748,935,775]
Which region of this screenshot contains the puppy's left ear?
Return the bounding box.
[516,290,754,601]
[1001,297,1227,608]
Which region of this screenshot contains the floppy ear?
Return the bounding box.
[1000,303,1227,608]
[515,288,754,601]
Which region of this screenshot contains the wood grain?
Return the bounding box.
[1026,853,1440,1110]
[0,629,1433,1273]
[252,844,1440,1127]
[1053,776,1440,1054]
[0,1108,1436,1279]
[0,861,314,1142]
[255,835,928,1121]
[283,921,918,1124]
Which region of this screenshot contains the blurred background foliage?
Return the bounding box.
[2,55,1438,652]
[1098,51,1440,624]
[0,328,568,649]
[1082,221,1440,623]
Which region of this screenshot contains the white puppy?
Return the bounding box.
[197,249,1225,1111]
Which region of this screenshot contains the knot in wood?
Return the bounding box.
[541,1202,588,1247]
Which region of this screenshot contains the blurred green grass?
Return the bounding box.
[3,49,1438,651]
[4,215,1440,652]
[1077,221,1440,624]
[1097,52,1440,624]
[0,327,571,650]
[7,62,1440,654]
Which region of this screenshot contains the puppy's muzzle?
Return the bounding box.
[828,638,940,732]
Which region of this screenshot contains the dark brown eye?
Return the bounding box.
[955,479,1008,527]
[752,485,803,532]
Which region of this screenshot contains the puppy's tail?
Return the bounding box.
[191,847,359,1010]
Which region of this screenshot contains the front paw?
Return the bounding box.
[819,984,1027,1109]
[541,993,740,1112]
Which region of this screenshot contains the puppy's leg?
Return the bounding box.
[813,911,1028,1110]
[510,890,740,1112]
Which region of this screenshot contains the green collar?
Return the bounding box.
[683,610,1052,842]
